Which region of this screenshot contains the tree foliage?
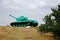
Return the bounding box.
[39,5,60,40]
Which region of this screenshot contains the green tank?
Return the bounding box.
[9,14,38,27]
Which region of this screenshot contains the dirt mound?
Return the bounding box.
[0,26,54,40]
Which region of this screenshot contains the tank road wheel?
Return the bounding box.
[12,25,15,27]
[12,25,14,27]
[24,24,27,26]
[16,25,18,27]
[21,24,23,26]
[15,24,17,27]
[14,24,17,27]
[20,24,23,27]
[27,23,30,26]
[19,24,20,27]
[15,25,17,27]
[24,24,26,27]
[26,24,28,26]
[32,23,38,27]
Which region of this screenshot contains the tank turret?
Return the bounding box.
[9,14,38,27]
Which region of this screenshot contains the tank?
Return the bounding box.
[9,14,38,27]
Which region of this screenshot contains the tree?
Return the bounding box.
[51,5,60,40]
[39,5,60,40]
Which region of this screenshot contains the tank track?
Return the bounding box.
[10,22,38,27]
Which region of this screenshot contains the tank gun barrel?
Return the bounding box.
[9,14,16,19]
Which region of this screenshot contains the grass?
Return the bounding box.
[0,26,54,40]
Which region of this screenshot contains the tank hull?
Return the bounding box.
[10,22,38,27]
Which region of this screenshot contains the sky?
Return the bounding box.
[0,0,60,26]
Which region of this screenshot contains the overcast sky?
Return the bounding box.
[0,0,60,26]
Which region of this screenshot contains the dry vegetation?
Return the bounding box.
[0,26,54,40]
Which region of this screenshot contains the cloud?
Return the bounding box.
[0,0,60,26]
[1,0,47,9]
[2,0,59,10]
